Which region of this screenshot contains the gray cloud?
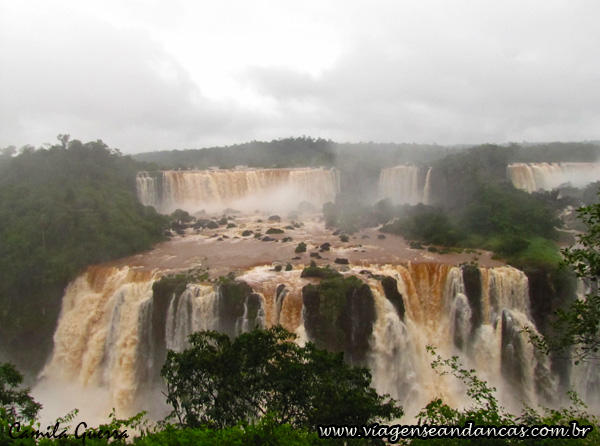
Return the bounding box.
[0,8,252,152]
[242,1,600,144]
[1,1,599,152]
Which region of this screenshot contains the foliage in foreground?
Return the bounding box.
[400,347,599,445]
[0,363,41,423]
[531,200,600,365]
[161,326,402,430]
[134,419,324,446]
[3,343,600,445]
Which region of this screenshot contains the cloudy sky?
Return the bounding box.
[1,1,599,154]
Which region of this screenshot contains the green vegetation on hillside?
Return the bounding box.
[0,137,168,372]
[132,137,454,170]
[317,144,566,269]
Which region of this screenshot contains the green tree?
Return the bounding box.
[0,138,168,373]
[0,363,41,423]
[161,326,402,430]
[404,348,598,445]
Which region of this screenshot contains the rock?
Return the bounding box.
[295,242,307,253]
[297,201,316,213]
[218,281,253,337]
[268,215,281,222]
[334,258,349,265]
[381,276,405,319]
[320,242,331,251]
[193,219,211,229]
[378,234,386,239]
[301,276,376,365]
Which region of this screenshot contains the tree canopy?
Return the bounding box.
[161,326,403,430]
[0,363,41,423]
[0,137,168,372]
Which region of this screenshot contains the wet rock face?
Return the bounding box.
[525,268,576,334]
[525,267,577,389]
[245,293,263,319]
[240,292,264,332]
[218,280,254,337]
[341,283,377,364]
[151,276,189,381]
[381,276,405,319]
[302,276,376,365]
[462,265,483,336]
[500,309,527,397]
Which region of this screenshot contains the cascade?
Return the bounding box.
[378,166,432,205]
[363,264,555,416]
[136,168,340,214]
[40,262,591,421]
[39,266,159,416]
[508,162,600,193]
[136,172,161,209]
[165,284,218,352]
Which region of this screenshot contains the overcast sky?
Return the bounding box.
[1,1,599,154]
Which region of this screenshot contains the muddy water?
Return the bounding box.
[106,212,504,277]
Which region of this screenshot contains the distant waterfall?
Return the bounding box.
[508,163,600,192]
[136,168,340,214]
[42,262,596,420]
[378,166,432,205]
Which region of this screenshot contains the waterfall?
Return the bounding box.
[359,263,555,417]
[165,284,218,352]
[40,261,576,421]
[40,266,159,415]
[135,168,340,214]
[378,166,431,205]
[136,172,160,208]
[508,163,600,192]
[422,167,433,205]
